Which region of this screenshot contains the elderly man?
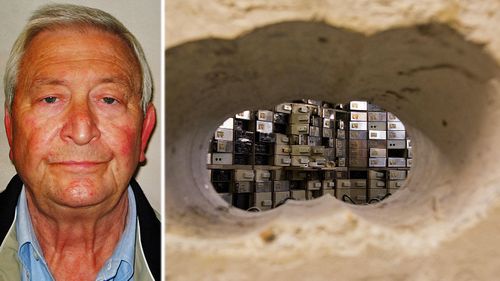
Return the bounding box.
[0,4,160,281]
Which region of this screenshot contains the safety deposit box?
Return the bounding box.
[212,153,232,164]
[274,144,291,155]
[349,140,368,149]
[322,180,335,189]
[256,110,273,122]
[350,130,368,140]
[273,181,290,192]
[388,140,406,149]
[369,130,386,140]
[289,124,309,135]
[273,191,291,207]
[253,192,273,210]
[388,121,405,131]
[349,101,368,111]
[389,180,406,189]
[369,158,387,167]
[349,121,368,131]
[235,111,252,120]
[291,156,310,167]
[290,190,307,201]
[368,170,385,179]
[350,112,367,121]
[273,155,291,166]
[233,181,254,193]
[290,113,311,124]
[214,128,233,141]
[388,130,405,139]
[212,140,233,153]
[307,180,322,190]
[389,170,406,180]
[275,103,292,114]
[234,170,255,181]
[255,121,273,134]
[255,182,272,192]
[291,145,311,155]
[275,133,290,145]
[368,112,387,122]
[369,180,386,188]
[369,148,387,158]
[388,157,406,167]
[255,170,271,182]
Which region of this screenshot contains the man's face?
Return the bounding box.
[4,26,155,209]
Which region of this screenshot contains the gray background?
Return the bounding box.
[0,0,162,211]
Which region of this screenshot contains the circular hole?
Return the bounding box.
[207,99,413,212]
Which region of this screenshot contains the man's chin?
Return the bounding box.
[51,184,112,209]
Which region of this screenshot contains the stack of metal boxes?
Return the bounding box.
[272,168,290,208]
[232,169,254,210]
[233,111,253,165]
[349,101,368,168]
[252,110,275,165]
[208,100,412,210]
[210,117,234,165]
[253,169,273,211]
[368,103,388,168]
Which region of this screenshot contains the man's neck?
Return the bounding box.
[25,190,129,281]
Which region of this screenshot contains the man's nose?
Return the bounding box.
[60,101,100,145]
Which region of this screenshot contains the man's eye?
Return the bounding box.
[102,97,117,104]
[42,97,58,103]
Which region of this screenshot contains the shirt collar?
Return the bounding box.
[16,186,138,281]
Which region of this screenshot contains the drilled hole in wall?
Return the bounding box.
[208,99,413,211]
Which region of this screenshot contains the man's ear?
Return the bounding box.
[139,104,156,163]
[4,107,14,161]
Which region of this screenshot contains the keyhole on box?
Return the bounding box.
[207,99,413,211]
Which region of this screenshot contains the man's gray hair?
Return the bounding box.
[3,3,153,114]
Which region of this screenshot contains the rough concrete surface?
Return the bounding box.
[166,1,500,280]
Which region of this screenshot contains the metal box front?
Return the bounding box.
[291,156,310,167]
[388,157,406,167]
[291,145,311,156]
[275,103,292,114]
[388,121,405,131]
[253,192,273,210]
[273,155,291,166]
[387,130,405,139]
[273,180,290,192]
[274,144,291,155]
[214,128,233,141]
[369,148,387,158]
[389,170,406,180]
[256,121,273,134]
[255,181,273,193]
[255,170,271,182]
[388,140,406,149]
[349,130,368,140]
[349,121,368,131]
[350,112,367,121]
[234,169,255,181]
[368,112,387,122]
[212,153,233,165]
[369,157,387,167]
[369,180,386,188]
[368,121,387,131]
[368,130,387,140]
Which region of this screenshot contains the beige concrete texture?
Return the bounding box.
[166,1,500,280]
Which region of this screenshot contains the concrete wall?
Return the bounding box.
[166,1,500,280]
[0,0,161,211]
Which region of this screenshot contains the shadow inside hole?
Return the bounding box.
[208,100,413,212]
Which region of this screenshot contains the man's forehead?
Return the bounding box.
[19,25,142,90]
